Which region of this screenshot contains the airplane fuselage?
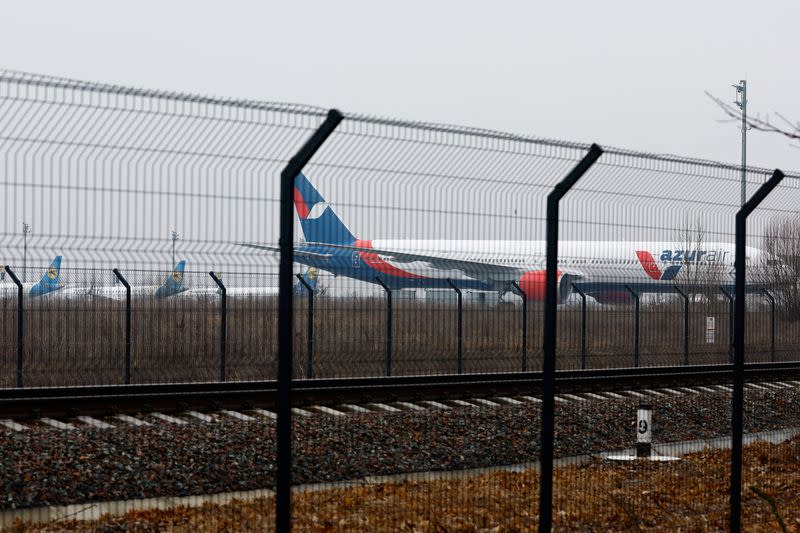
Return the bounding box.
[296,239,759,298]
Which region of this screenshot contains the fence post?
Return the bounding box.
[277,109,343,532]
[731,168,784,532]
[720,286,734,363]
[571,283,588,370]
[296,273,315,379]
[375,277,392,377]
[112,268,131,385]
[673,285,689,366]
[210,272,227,382]
[511,281,527,372]
[762,288,776,362]
[540,144,603,532]
[625,285,640,368]
[447,279,463,374]
[4,266,23,388]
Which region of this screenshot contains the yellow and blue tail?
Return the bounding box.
[292,266,321,295]
[29,256,63,297]
[155,260,187,299]
[294,173,355,244]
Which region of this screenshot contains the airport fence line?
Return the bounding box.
[5,265,798,388]
[0,71,799,530]
[286,108,800,532]
[1,268,795,388]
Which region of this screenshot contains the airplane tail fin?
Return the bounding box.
[293,266,320,295]
[155,260,187,298]
[29,256,63,297]
[294,173,356,244]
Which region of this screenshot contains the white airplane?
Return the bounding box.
[0,256,66,299]
[180,266,322,299]
[87,261,188,300]
[240,173,763,304]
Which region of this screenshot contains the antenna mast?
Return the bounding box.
[171,229,180,267]
[22,222,31,282]
[733,80,747,206]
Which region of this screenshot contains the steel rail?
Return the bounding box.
[0,361,797,420]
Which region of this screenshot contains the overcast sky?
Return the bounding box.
[0,1,797,172]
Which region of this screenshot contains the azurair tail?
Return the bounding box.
[29,256,63,297]
[294,173,355,244]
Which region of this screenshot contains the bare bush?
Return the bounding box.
[760,218,800,320]
[674,217,725,302]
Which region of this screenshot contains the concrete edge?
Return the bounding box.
[0,488,274,528]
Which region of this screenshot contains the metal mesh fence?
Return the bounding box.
[740,182,800,530]
[0,70,798,530]
[0,69,326,272]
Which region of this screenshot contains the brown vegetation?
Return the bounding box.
[17,436,800,532]
[0,295,796,387]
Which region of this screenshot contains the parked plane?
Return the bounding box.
[181,266,322,298]
[240,174,765,304]
[88,261,188,300]
[0,256,64,299]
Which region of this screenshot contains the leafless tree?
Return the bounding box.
[674,216,725,302]
[759,217,800,319]
[706,91,800,145]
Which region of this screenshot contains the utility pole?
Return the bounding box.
[22,222,30,282]
[170,229,179,267]
[733,80,747,206]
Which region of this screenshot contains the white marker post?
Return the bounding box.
[606,403,678,462]
[636,404,652,458]
[706,316,716,344]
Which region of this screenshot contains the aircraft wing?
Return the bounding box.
[237,243,332,261]
[305,242,584,281]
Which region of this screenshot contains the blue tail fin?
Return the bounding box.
[294,173,355,244]
[29,256,63,297]
[155,260,187,298]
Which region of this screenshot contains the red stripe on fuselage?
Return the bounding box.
[355,239,426,279]
[294,187,310,219]
[636,250,661,280]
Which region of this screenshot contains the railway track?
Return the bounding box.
[0,361,798,421]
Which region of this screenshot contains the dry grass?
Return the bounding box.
[0,295,797,387]
[15,436,800,532]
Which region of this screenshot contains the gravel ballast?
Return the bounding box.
[1,387,798,509]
